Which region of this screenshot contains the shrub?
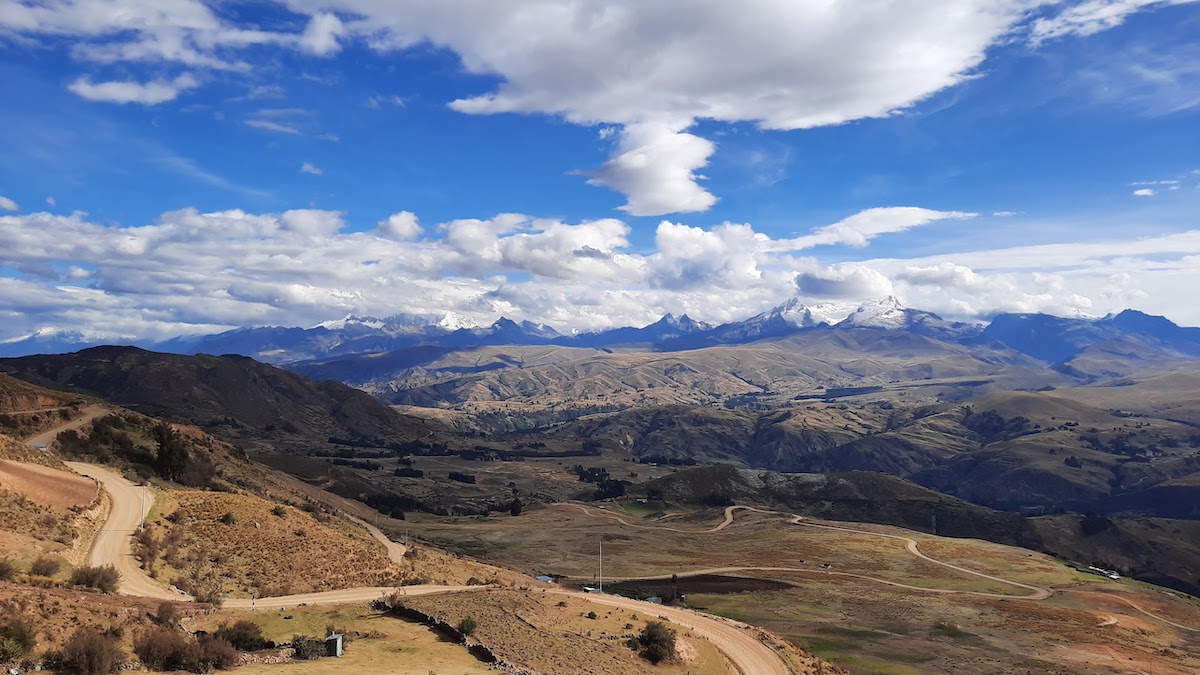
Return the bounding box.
[0,615,38,662]
[181,635,237,673]
[270,505,287,517]
[154,602,182,628]
[30,555,62,578]
[214,620,272,651]
[636,621,676,664]
[456,618,478,637]
[219,512,236,525]
[133,627,189,671]
[70,565,120,593]
[289,635,324,660]
[586,611,597,620]
[61,627,122,675]
[0,559,15,581]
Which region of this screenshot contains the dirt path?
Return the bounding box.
[65,460,477,610]
[63,461,182,600]
[564,503,747,533]
[346,515,408,561]
[550,590,789,675]
[24,404,109,447]
[562,503,1049,599]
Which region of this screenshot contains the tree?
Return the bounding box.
[153,423,190,482]
[509,499,522,516]
[636,621,676,664]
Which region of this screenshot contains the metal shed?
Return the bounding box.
[325,633,343,657]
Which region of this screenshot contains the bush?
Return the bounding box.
[219,512,236,525]
[270,505,287,517]
[456,618,478,637]
[133,627,189,671]
[636,621,676,664]
[290,635,324,660]
[214,620,272,651]
[61,627,122,675]
[30,556,61,578]
[154,602,183,628]
[0,615,38,662]
[181,635,237,673]
[0,559,15,581]
[70,565,120,593]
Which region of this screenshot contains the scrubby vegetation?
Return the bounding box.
[69,565,119,593]
[0,615,38,662]
[633,621,676,664]
[58,627,122,675]
[133,627,237,673]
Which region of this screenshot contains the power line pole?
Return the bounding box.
[140,485,146,532]
[599,538,603,594]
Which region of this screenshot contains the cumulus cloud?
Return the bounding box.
[299,162,323,175]
[0,196,18,211]
[5,1,1186,213]
[587,122,717,215]
[376,211,422,240]
[67,73,199,105]
[795,264,895,299]
[3,203,1200,341]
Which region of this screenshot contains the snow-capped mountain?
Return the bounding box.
[312,315,387,331]
[572,313,714,348]
[837,296,982,340]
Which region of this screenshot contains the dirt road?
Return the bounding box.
[562,503,1050,599]
[66,460,481,610]
[64,461,183,600]
[347,515,408,561]
[551,590,789,675]
[24,405,109,447]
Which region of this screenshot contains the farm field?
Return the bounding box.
[402,501,1200,674]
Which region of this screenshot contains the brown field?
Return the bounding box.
[400,588,729,675]
[400,502,1200,674]
[0,459,97,513]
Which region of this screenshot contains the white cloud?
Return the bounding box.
[795,264,895,299]
[298,12,345,56]
[1133,188,1156,196]
[777,207,977,249]
[45,196,56,208]
[587,122,718,215]
[0,196,18,211]
[244,119,302,135]
[3,202,1200,341]
[376,211,423,240]
[1030,0,1199,43]
[300,162,323,175]
[67,73,199,105]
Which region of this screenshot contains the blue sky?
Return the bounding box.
[1,0,1199,342]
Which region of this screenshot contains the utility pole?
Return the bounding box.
[599,538,603,594]
[140,485,146,531]
[931,513,937,536]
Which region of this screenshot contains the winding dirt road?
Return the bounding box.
[568,503,1045,600]
[24,404,109,448]
[64,461,182,600]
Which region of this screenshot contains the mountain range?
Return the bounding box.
[6,297,1200,368]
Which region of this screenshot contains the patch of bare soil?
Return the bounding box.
[0,459,97,513]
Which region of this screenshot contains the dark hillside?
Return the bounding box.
[0,346,445,454]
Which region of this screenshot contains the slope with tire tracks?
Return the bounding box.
[569,502,1047,598]
[570,503,1200,631]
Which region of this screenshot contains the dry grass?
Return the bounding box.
[401,502,1200,674]
[0,582,163,659]
[145,490,406,598]
[187,603,494,675]
[401,589,728,675]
